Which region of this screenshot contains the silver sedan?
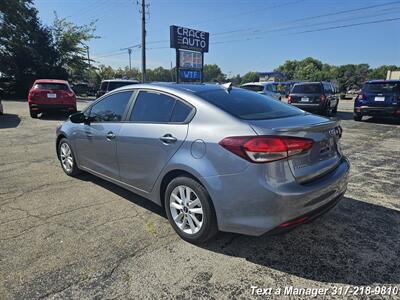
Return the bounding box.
[56,83,349,243]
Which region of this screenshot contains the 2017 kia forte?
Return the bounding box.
[56,83,349,243]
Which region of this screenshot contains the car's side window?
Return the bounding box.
[89,91,132,122]
[130,91,191,123]
[171,100,192,122]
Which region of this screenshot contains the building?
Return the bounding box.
[257,72,286,82]
[386,70,400,80]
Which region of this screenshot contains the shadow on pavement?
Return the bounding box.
[74,171,400,285]
[332,111,400,125]
[77,172,165,217]
[202,197,400,285]
[39,112,72,121]
[0,113,21,129]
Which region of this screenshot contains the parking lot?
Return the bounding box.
[1,99,399,299]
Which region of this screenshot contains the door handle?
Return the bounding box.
[106,131,116,140]
[160,134,177,144]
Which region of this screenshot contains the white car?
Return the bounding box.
[241,82,281,100]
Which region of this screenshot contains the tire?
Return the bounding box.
[58,138,81,176]
[30,109,38,118]
[165,176,218,244]
[321,102,331,117]
[332,104,338,114]
[353,114,362,121]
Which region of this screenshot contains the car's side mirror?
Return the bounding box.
[70,112,87,124]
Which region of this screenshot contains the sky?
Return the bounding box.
[34,0,400,76]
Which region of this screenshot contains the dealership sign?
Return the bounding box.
[170,25,209,83]
[179,70,202,80]
[170,25,209,53]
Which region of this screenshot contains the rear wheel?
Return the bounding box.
[30,109,38,118]
[58,138,81,176]
[353,114,362,121]
[165,176,218,244]
[332,103,338,114]
[322,102,331,117]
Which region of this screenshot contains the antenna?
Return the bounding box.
[220,82,233,92]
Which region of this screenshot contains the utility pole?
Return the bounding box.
[141,0,146,83]
[128,48,132,72]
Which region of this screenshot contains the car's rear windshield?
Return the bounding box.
[291,83,322,94]
[241,85,264,92]
[34,83,68,90]
[364,82,400,93]
[108,81,137,91]
[196,88,304,120]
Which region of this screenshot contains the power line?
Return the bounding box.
[291,16,400,35]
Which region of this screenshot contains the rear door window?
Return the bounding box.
[34,83,68,90]
[292,83,322,94]
[130,91,193,123]
[89,91,132,122]
[130,91,175,123]
[197,88,303,120]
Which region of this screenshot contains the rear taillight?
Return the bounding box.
[28,91,36,102]
[320,94,326,103]
[219,136,314,163]
[358,94,365,100]
[287,95,292,104]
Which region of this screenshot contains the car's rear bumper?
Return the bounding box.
[355,105,400,117]
[29,103,76,112]
[203,156,350,236]
[291,103,322,112]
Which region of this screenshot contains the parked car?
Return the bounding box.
[288,82,338,116]
[241,82,281,100]
[96,79,139,98]
[354,80,400,121]
[28,79,77,118]
[56,83,349,243]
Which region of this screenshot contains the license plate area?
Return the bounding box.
[374,96,385,101]
[301,97,309,102]
[47,93,57,99]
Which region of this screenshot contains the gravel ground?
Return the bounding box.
[0,99,399,299]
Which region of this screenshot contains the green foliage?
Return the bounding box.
[368,65,400,80]
[203,64,226,82]
[51,13,98,82]
[146,67,173,82]
[0,0,65,95]
[241,72,259,83]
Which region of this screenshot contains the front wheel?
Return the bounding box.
[165,177,218,244]
[58,138,81,176]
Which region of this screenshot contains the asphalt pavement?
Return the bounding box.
[1,99,399,299]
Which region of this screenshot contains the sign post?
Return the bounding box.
[170,25,209,83]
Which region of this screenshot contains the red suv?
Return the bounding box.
[28,79,77,118]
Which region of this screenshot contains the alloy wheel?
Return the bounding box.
[169,185,203,235]
[60,143,74,173]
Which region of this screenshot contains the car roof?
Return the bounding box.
[101,79,139,83]
[366,80,400,84]
[112,82,223,95]
[34,79,69,84]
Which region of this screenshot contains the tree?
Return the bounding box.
[203,64,226,82]
[0,0,64,96]
[241,72,259,83]
[51,14,98,83]
[369,65,400,80]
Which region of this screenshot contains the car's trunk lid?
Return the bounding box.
[247,114,342,183]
